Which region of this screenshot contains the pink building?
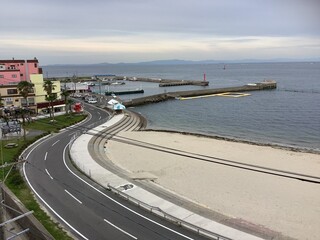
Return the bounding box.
[0,58,43,85]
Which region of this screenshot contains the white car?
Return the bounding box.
[87,99,97,104]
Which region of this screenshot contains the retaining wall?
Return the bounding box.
[1,185,54,240]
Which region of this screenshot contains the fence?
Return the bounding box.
[107,184,233,240]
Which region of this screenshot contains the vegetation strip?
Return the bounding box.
[1,113,87,240]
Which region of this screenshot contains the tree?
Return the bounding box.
[61,89,71,115]
[43,80,57,121]
[17,81,34,138]
[0,93,3,108]
[17,81,34,107]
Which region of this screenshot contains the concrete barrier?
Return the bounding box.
[1,185,54,240]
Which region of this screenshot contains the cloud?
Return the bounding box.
[0,0,319,64]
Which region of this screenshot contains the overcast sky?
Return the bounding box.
[1,0,319,64]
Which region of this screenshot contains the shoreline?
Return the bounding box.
[106,128,320,240]
[142,128,320,154]
[129,109,320,154]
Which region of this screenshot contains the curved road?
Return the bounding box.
[23,103,209,240]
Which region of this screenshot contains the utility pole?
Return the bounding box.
[72,74,77,95]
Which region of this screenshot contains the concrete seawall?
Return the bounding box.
[123,80,276,107]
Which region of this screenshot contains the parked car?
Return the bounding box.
[87,98,97,104]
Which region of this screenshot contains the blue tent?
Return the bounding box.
[113,103,126,110]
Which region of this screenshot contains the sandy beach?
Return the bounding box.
[106,131,320,240]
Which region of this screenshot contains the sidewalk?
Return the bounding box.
[70,114,264,240]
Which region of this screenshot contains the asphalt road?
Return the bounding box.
[23,103,209,240]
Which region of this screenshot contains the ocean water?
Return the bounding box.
[43,62,320,151]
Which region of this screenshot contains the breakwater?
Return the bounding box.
[124,76,209,87]
[159,81,208,87]
[123,80,276,107]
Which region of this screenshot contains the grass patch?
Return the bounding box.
[1,113,87,239]
[27,114,86,132]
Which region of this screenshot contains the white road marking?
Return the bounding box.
[52,140,60,146]
[63,143,194,240]
[44,152,48,161]
[98,112,101,115]
[104,219,137,239]
[45,168,53,179]
[68,132,75,136]
[99,116,101,120]
[23,162,88,240]
[65,190,82,204]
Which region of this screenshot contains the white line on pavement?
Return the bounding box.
[63,143,194,240]
[23,162,88,240]
[45,168,53,180]
[44,152,48,161]
[65,190,83,204]
[52,140,60,146]
[104,219,137,239]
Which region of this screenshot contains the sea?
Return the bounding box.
[43,62,320,151]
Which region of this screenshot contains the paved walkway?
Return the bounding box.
[70,114,264,240]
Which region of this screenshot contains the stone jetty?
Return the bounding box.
[123,80,276,107]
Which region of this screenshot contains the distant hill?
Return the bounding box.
[45,58,320,67]
[97,58,320,65]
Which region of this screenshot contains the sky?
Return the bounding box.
[1,0,319,65]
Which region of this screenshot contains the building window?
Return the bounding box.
[7,89,18,95]
[34,63,37,68]
[24,98,35,106]
[5,98,13,105]
[12,74,17,78]
[28,98,35,105]
[20,73,24,77]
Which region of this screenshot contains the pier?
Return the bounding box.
[159,81,208,87]
[123,80,276,107]
[125,77,209,87]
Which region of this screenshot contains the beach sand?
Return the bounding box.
[106,131,320,240]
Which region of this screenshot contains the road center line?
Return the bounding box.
[65,190,82,204]
[45,168,53,180]
[63,143,194,240]
[52,140,60,146]
[44,152,48,161]
[23,164,88,240]
[99,116,101,120]
[104,219,137,239]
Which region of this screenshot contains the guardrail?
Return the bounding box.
[107,184,233,240]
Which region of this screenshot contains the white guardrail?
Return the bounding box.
[107,184,232,240]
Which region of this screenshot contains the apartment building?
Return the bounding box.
[0,58,42,85]
[0,58,64,114]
